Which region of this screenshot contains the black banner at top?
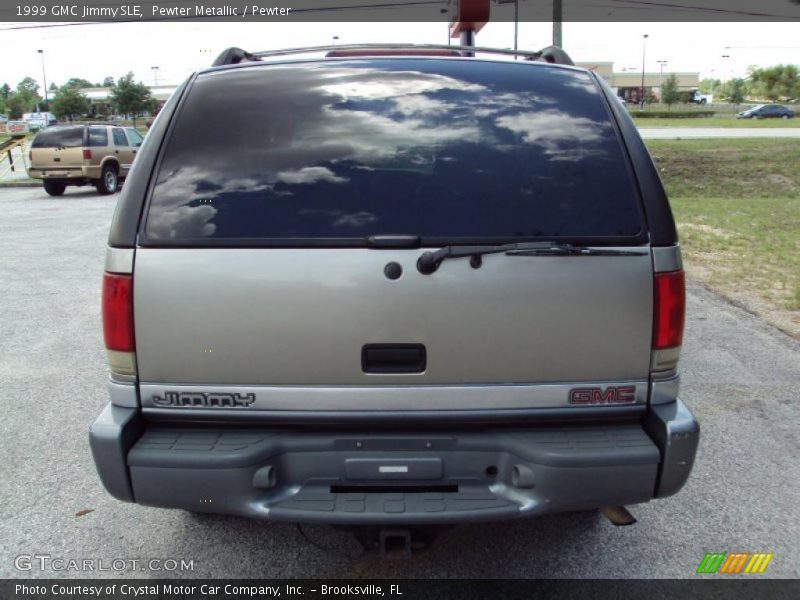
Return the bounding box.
[2,0,799,23]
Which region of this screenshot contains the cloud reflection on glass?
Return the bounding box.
[146,60,642,242]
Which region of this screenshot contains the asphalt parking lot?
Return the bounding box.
[0,186,798,579]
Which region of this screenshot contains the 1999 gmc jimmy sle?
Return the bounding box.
[91,44,699,544]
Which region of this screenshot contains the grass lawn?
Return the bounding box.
[647,138,800,335]
[634,116,800,128]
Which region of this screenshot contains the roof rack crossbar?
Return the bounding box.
[211,44,574,66]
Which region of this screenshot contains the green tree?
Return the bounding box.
[17,76,40,98]
[110,72,153,125]
[0,95,6,115]
[725,78,748,106]
[64,77,94,90]
[0,83,10,99]
[698,78,721,95]
[11,77,42,114]
[102,76,115,87]
[660,74,680,108]
[777,64,799,98]
[50,84,90,121]
[6,94,28,118]
[749,65,798,100]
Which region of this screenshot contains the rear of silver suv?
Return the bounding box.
[91,48,698,526]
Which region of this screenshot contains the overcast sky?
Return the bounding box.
[1,20,798,90]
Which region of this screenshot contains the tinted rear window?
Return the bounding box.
[112,128,128,146]
[126,128,144,145]
[32,126,83,148]
[88,127,108,147]
[146,60,643,243]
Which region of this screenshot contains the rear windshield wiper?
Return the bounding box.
[416,242,643,274]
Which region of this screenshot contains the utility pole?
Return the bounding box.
[37,50,48,108]
[657,60,668,86]
[657,60,667,103]
[449,0,489,57]
[640,34,649,107]
[151,66,160,86]
[553,0,562,47]
[459,28,475,49]
[495,0,520,56]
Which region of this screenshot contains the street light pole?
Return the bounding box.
[640,34,649,107]
[151,66,159,86]
[495,0,521,56]
[514,0,518,57]
[721,54,731,82]
[553,0,563,47]
[37,49,48,108]
[656,60,667,104]
[657,60,668,86]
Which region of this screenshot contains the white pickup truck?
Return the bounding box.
[22,112,56,130]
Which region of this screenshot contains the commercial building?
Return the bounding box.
[576,61,700,103]
[78,85,176,117]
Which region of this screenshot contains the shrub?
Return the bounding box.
[630,110,716,119]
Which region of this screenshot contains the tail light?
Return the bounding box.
[652,270,685,371]
[83,148,92,160]
[102,273,136,375]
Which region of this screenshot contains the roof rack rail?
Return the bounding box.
[211,47,260,67]
[532,45,575,66]
[211,43,574,66]
[325,48,462,58]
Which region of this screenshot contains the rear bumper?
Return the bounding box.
[27,166,99,180]
[90,400,699,524]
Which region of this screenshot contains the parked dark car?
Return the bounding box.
[737,104,795,119]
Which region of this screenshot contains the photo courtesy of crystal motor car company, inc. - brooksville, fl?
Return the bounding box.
[13,583,395,597]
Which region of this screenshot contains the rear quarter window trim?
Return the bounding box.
[112,128,129,147]
[108,76,195,248]
[88,126,109,147]
[592,73,677,246]
[137,59,651,248]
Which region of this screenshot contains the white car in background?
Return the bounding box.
[22,112,57,131]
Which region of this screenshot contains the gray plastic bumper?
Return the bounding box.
[88,404,142,503]
[126,425,660,524]
[90,400,698,523]
[644,398,700,497]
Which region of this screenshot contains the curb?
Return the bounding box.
[0,182,41,188]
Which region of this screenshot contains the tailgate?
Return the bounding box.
[30,125,84,170]
[30,146,83,171]
[134,248,652,387]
